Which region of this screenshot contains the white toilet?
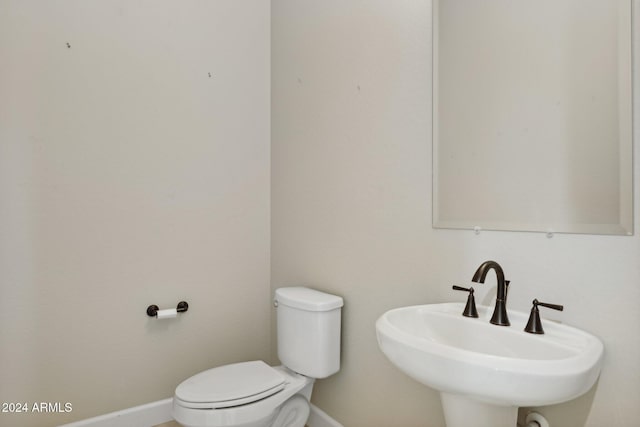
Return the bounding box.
[172,287,344,427]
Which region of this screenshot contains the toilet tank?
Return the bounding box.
[275,287,343,379]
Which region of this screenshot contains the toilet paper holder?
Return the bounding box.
[147,301,189,317]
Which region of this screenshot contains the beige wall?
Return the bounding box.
[0,1,270,426]
[272,1,640,427]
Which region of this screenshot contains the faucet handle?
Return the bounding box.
[452,285,479,318]
[524,299,564,334]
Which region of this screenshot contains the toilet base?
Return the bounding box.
[271,395,310,427]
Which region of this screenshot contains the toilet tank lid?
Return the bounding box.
[275,287,343,311]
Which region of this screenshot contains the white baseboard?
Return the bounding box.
[308,403,343,427]
[57,398,342,427]
[57,398,173,427]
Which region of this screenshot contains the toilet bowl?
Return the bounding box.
[172,287,343,427]
[173,362,313,427]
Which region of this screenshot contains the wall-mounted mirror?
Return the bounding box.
[433,0,633,235]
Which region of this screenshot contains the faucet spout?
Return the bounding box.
[471,260,510,326]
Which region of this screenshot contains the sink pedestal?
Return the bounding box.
[440,393,517,427]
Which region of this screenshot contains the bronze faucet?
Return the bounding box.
[471,260,510,326]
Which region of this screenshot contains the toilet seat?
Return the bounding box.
[175,361,285,409]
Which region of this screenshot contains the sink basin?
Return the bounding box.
[376,303,603,426]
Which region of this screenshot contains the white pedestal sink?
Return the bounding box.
[375,303,603,427]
